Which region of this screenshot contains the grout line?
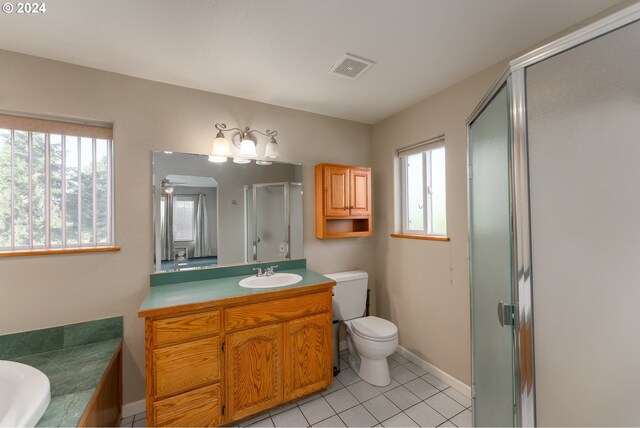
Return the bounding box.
[336,412,349,428]
[442,387,472,408]
[401,402,426,428]
[448,406,469,421]
[298,405,311,428]
[423,395,457,422]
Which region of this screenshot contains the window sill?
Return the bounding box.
[390,234,450,242]
[0,246,121,258]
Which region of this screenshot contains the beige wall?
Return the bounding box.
[0,49,373,406]
[371,62,505,385]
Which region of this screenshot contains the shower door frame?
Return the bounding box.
[466,3,640,426]
[248,182,291,262]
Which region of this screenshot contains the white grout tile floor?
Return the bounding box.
[120,351,472,427]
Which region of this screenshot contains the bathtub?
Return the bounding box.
[0,360,50,427]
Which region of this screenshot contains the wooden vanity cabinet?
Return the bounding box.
[315,163,372,238]
[143,286,333,427]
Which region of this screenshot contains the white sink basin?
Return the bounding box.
[239,273,303,289]
[0,360,50,427]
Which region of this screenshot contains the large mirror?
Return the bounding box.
[153,151,303,272]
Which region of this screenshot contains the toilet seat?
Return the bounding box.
[349,316,398,342]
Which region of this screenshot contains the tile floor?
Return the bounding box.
[120,351,472,427]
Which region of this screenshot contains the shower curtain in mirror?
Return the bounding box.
[160,195,170,260]
[193,193,211,258]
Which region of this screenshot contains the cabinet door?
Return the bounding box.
[349,168,371,216]
[284,313,333,401]
[323,166,350,216]
[226,324,283,421]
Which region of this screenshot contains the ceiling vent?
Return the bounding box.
[329,53,375,79]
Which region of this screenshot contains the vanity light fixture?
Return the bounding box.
[208,123,279,163]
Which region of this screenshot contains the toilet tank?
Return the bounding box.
[323,270,368,321]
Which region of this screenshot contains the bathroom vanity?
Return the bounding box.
[139,268,335,427]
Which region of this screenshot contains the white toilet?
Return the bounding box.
[325,270,398,387]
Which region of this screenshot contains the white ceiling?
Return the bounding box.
[0,0,621,124]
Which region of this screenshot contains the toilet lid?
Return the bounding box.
[350,316,398,340]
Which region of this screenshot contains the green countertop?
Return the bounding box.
[139,268,334,316]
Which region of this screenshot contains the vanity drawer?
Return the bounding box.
[153,336,220,398]
[154,383,221,427]
[225,290,331,332]
[153,310,220,346]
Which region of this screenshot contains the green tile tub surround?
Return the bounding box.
[34,389,95,428]
[0,317,123,427]
[13,339,123,427]
[0,316,122,360]
[0,327,63,360]
[140,267,334,315]
[63,316,123,348]
[150,257,307,286]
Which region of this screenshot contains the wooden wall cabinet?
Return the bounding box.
[315,163,372,238]
[143,287,333,427]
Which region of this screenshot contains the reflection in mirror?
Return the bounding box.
[153,151,303,272]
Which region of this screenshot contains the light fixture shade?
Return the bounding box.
[208,155,227,163]
[211,135,232,157]
[264,138,279,159]
[233,157,251,164]
[239,137,257,158]
[163,186,174,194]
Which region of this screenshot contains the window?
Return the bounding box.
[399,136,447,236]
[0,114,114,253]
[173,196,195,242]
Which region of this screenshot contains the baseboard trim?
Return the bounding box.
[396,345,471,397]
[122,399,145,418]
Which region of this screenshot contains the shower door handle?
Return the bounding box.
[497,301,516,327]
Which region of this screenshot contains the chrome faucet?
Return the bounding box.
[265,265,278,276]
[253,265,278,277]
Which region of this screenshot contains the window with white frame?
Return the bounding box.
[0,114,114,252]
[172,196,196,242]
[399,136,447,236]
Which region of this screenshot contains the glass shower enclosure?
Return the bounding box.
[244,182,303,263]
[467,4,640,426]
